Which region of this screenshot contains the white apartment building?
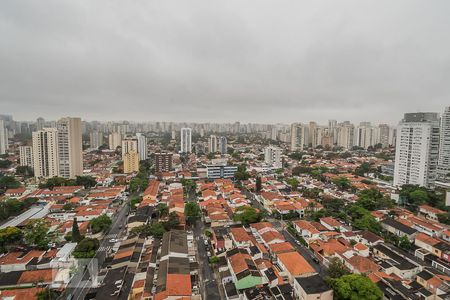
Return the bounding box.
[57,117,83,179]
[264,146,282,169]
[336,122,354,150]
[33,128,59,178]
[354,122,379,149]
[19,146,33,167]
[136,133,148,161]
[379,124,391,148]
[180,128,192,153]
[90,131,104,149]
[437,107,450,182]
[219,136,227,154]
[394,113,440,188]
[209,135,217,153]
[0,120,8,155]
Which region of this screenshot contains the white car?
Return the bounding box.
[109,238,118,243]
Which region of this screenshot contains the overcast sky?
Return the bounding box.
[1,1,449,125]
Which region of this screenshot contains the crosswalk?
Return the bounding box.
[105,233,118,239]
[98,245,112,252]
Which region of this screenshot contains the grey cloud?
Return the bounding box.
[1,0,450,124]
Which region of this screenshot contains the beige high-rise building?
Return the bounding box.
[19,145,34,167]
[57,117,83,179]
[33,128,59,178]
[122,137,139,173]
[336,122,355,150]
[109,132,122,150]
[123,151,139,173]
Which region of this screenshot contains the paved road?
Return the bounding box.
[194,219,221,300]
[62,201,130,300]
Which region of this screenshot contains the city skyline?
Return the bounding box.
[1,1,449,123]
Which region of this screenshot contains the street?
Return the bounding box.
[62,200,130,300]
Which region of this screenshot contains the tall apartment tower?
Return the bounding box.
[219,136,227,154]
[437,107,450,182]
[122,137,139,173]
[336,122,355,150]
[136,133,148,161]
[0,120,8,155]
[264,146,282,169]
[355,122,378,149]
[155,152,173,173]
[378,124,391,148]
[19,146,34,167]
[290,123,306,151]
[57,117,83,179]
[36,117,45,131]
[394,113,440,188]
[90,131,104,149]
[180,128,192,153]
[109,132,122,150]
[32,128,59,178]
[309,122,318,148]
[209,135,218,153]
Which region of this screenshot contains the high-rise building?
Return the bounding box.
[264,146,282,169]
[0,120,8,155]
[437,107,450,182]
[122,137,139,173]
[136,133,148,161]
[209,135,217,153]
[90,131,104,149]
[19,146,33,168]
[336,122,355,150]
[378,124,391,148]
[122,137,138,157]
[355,122,378,149]
[155,152,173,173]
[123,151,139,174]
[219,136,227,154]
[394,112,440,188]
[290,123,307,151]
[108,132,122,150]
[32,128,59,178]
[180,128,192,153]
[57,117,83,179]
[36,117,45,131]
[309,122,318,148]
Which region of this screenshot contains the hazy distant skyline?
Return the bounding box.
[1,1,449,124]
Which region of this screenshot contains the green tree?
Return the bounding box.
[0,226,23,252]
[36,288,61,300]
[332,177,352,191]
[129,177,148,193]
[0,159,13,169]
[209,256,220,265]
[409,190,429,205]
[72,218,82,243]
[286,178,299,191]
[0,175,21,194]
[63,203,75,211]
[233,206,262,226]
[438,213,450,225]
[24,219,50,249]
[130,223,166,238]
[73,238,99,258]
[15,166,34,177]
[332,274,382,300]
[326,257,350,279]
[353,213,381,234]
[89,215,112,234]
[130,196,142,209]
[234,164,250,181]
[255,176,262,192]
[157,203,169,217]
[75,176,97,188]
[163,212,180,230]
[185,202,201,224]
[357,188,394,211]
